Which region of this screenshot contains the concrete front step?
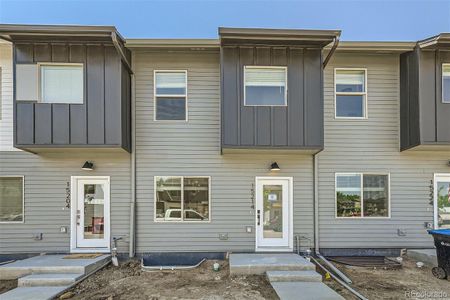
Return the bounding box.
[271,282,345,300]
[0,286,70,300]
[0,254,110,280]
[18,273,84,287]
[230,253,316,275]
[267,270,322,282]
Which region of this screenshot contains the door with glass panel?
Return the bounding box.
[255,177,292,251]
[73,177,110,250]
[435,174,450,229]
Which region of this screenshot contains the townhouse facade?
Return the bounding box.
[0,25,449,257]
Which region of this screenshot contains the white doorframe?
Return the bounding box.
[255,176,293,252]
[434,173,450,229]
[70,176,111,253]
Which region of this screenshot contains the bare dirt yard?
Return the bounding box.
[60,259,279,300]
[323,256,450,300]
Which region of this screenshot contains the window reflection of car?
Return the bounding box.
[162,209,206,221]
[439,207,450,224]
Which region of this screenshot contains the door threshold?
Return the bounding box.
[255,247,293,253]
[71,248,110,254]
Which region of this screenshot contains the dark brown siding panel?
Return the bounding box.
[239,47,255,146]
[16,103,34,144]
[34,104,52,144]
[304,49,323,147]
[51,44,69,62]
[15,44,34,63]
[86,45,105,145]
[287,48,304,146]
[400,53,410,150]
[13,40,130,151]
[437,50,450,142]
[104,46,121,145]
[221,44,323,150]
[255,47,272,146]
[70,105,87,144]
[34,44,51,62]
[69,44,87,145]
[222,47,239,146]
[52,104,70,144]
[272,48,288,146]
[419,51,436,143]
[121,64,131,151]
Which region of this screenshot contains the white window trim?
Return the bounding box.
[38,62,85,104]
[153,176,211,223]
[335,172,391,219]
[434,173,450,229]
[334,68,368,119]
[243,66,288,107]
[153,70,188,122]
[442,63,450,104]
[0,175,25,224]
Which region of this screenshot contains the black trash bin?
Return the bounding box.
[428,229,450,279]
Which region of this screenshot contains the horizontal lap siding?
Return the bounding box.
[134,50,314,252]
[319,53,449,249]
[0,151,131,253]
[0,44,15,151]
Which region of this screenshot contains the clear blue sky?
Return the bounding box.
[0,0,449,41]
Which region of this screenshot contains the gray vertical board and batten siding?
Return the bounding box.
[400,47,450,150]
[319,52,450,249]
[13,42,131,152]
[221,46,323,150]
[134,49,315,252]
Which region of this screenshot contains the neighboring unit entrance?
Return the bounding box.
[71,176,110,252]
[435,174,450,229]
[255,177,293,252]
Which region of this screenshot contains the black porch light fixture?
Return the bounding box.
[270,162,280,171]
[82,161,94,171]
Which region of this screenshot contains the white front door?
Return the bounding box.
[71,176,110,252]
[255,177,293,252]
[435,174,450,229]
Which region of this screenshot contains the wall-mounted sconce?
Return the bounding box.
[82,161,94,171]
[447,160,450,167]
[270,162,280,171]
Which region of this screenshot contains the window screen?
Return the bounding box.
[443,64,450,103]
[155,71,187,120]
[244,67,287,106]
[40,64,83,104]
[335,69,366,118]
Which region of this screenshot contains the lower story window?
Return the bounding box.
[0,176,24,222]
[336,173,389,218]
[155,176,210,222]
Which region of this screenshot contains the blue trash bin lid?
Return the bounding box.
[428,229,450,236]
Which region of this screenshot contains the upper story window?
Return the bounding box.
[154,71,187,121]
[244,66,287,106]
[336,173,390,218]
[335,69,367,118]
[40,64,84,104]
[443,64,450,104]
[0,176,24,223]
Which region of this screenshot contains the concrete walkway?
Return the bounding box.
[230,253,344,300]
[0,254,110,300]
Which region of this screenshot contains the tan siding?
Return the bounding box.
[134,50,314,252]
[0,43,16,151]
[0,151,131,253]
[319,53,449,249]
